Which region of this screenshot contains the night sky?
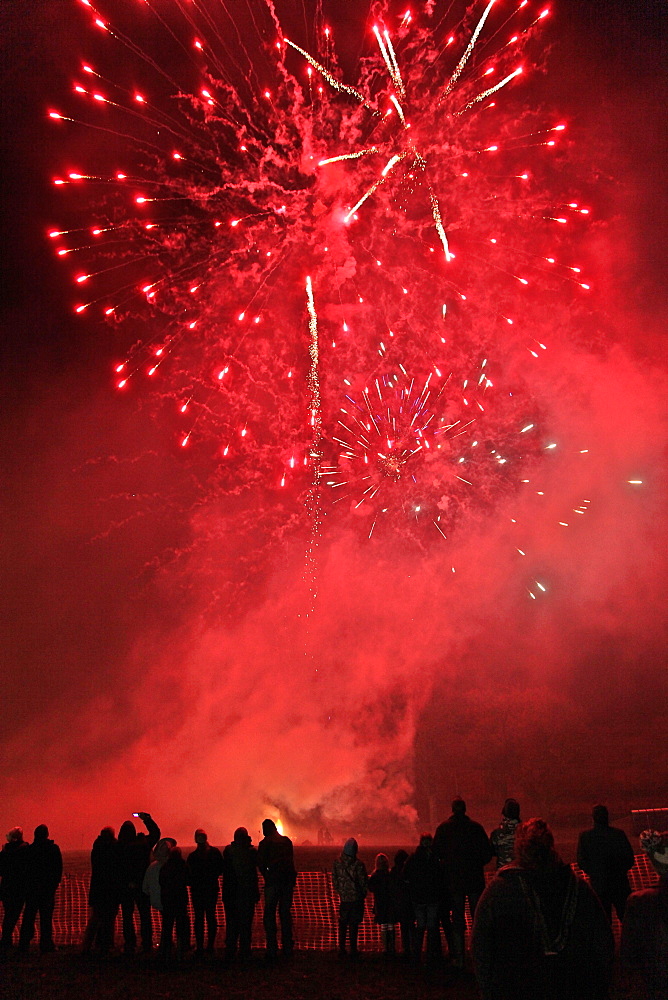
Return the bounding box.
[1,0,666,849]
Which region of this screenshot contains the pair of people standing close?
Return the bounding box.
[156,827,225,961]
[84,813,160,956]
[0,825,63,954]
[84,812,195,960]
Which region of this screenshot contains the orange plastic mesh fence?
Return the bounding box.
[18,856,660,950]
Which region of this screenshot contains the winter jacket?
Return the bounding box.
[403,844,443,906]
[159,852,189,909]
[89,832,122,910]
[0,840,29,902]
[257,831,297,888]
[369,868,396,923]
[332,854,368,903]
[187,844,223,901]
[577,823,635,898]
[222,841,260,906]
[434,813,493,895]
[621,880,668,1000]
[25,837,63,900]
[472,862,614,1000]
[490,818,520,869]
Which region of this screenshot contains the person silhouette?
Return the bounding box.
[257,819,297,961]
[82,826,121,956]
[490,799,521,869]
[0,827,29,952]
[117,811,160,954]
[434,797,492,968]
[158,845,191,960]
[187,828,223,956]
[577,804,635,922]
[369,853,396,955]
[222,827,260,961]
[18,825,63,953]
[332,838,368,958]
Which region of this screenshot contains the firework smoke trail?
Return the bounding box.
[48,0,593,596]
[304,275,322,615]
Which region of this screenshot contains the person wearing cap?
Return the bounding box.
[187,828,223,956]
[332,838,368,958]
[222,827,260,961]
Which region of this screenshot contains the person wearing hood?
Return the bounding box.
[18,825,63,953]
[143,837,177,912]
[257,819,297,961]
[222,827,260,961]
[490,799,521,870]
[0,827,29,952]
[117,811,160,955]
[187,828,223,956]
[332,838,368,958]
[472,818,614,1000]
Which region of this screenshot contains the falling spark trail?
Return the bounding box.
[304,276,322,617]
[284,38,379,114]
[456,66,524,115]
[442,0,497,100]
[344,153,407,222]
[319,147,379,166]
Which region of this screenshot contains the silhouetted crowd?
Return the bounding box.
[1,799,667,1000]
[77,815,294,964]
